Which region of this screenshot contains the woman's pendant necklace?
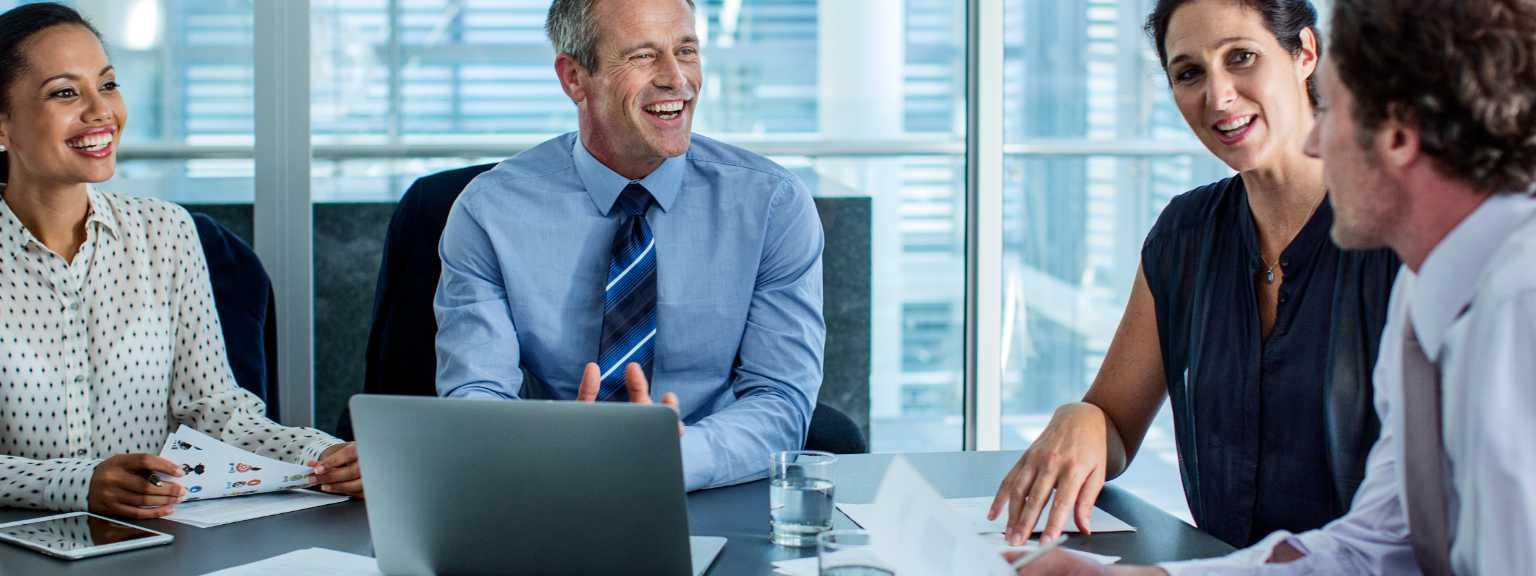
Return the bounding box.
[1264,265,1277,284]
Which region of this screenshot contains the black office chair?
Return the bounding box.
[805,403,865,454]
[338,163,866,455]
[335,163,515,444]
[191,212,281,421]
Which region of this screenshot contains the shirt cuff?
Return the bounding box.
[680,428,714,492]
[301,436,345,466]
[1158,531,1300,575]
[444,384,514,400]
[50,458,104,512]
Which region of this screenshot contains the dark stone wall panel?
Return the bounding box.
[313,204,395,433]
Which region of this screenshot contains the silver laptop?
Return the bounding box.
[350,395,725,576]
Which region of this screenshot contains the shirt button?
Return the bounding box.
[1279,294,1290,304]
[73,375,86,384]
[75,449,88,457]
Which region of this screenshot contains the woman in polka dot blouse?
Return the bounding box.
[0,3,364,520]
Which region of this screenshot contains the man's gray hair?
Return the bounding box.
[546,0,696,72]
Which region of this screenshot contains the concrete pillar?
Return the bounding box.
[817,1,907,433]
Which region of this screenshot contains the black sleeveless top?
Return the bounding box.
[1141,176,1398,547]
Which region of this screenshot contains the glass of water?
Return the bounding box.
[817,529,893,575]
[769,450,837,547]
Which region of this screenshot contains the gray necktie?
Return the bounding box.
[1401,318,1454,576]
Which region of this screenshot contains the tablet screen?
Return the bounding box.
[0,514,160,552]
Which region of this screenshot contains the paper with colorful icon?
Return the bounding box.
[154,425,316,501]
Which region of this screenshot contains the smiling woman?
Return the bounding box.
[0,4,122,255]
[0,2,365,520]
[0,16,118,190]
[989,0,1400,550]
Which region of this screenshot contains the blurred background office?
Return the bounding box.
[1,0,1340,523]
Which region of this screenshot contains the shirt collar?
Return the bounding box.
[0,185,24,250]
[84,185,120,239]
[572,133,684,216]
[0,184,119,248]
[1410,191,1536,361]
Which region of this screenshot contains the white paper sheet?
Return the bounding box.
[863,457,1015,576]
[155,425,317,501]
[201,547,381,576]
[166,490,348,528]
[838,495,1136,536]
[770,540,1119,576]
[771,556,818,576]
[986,534,1121,565]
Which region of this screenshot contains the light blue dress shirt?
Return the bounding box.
[434,132,826,491]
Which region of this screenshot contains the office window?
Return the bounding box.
[999,0,1234,522]
[0,0,255,144]
[307,0,970,453]
[0,0,1357,487]
[0,0,256,231]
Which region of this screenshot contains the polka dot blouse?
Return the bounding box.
[0,186,339,512]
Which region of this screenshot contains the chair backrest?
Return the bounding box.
[807,404,866,454]
[190,211,281,421]
[360,163,495,401]
[336,164,496,441]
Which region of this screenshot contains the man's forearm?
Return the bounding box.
[678,384,812,490]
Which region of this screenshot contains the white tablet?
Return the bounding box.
[0,512,173,560]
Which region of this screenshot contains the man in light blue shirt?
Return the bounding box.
[433,0,824,491]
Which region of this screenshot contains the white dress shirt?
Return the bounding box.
[1161,191,1536,575]
[0,186,339,512]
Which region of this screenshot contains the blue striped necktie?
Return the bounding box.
[598,182,658,401]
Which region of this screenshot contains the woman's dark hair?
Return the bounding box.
[0,2,102,184]
[1144,0,1320,105]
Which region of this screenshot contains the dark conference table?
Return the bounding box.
[0,451,1233,575]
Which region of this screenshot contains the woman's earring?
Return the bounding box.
[0,144,7,152]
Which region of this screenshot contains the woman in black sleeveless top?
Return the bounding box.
[988,0,1397,548]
